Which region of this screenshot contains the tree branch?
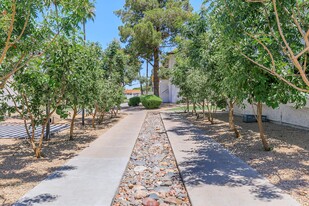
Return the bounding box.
[272,0,295,58]
[0,0,16,64]
[246,32,276,70]
[295,47,309,60]
[290,9,306,40]
[12,9,31,44]
[240,52,309,93]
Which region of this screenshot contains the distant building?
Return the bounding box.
[159,52,181,103]
[124,89,141,99]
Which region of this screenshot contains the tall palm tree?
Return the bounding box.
[82,1,96,43]
[43,0,60,140]
[80,0,96,125]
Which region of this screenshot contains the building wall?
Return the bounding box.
[168,83,181,103]
[234,100,309,128]
[159,53,181,103]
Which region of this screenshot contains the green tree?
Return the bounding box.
[173,10,307,150]
[115,0,192,96]
[6,36,73,158]
[0,0,95,89]
[205,0,309,92]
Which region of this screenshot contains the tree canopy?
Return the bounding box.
[116,0,192,96]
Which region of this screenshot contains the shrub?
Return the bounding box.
[140,95,146,102]
[128,96,140,106]
[141,95,162,109]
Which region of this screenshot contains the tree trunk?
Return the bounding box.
[207,104,214,124]
[92,104,98,128]
[29,119,36,154]
[23,118,31,139]
[186,97,189,113]
[228,100,240,138]
[44,103,50,141]
[139,70,144,95]
[202,99,205,118]
[146,60,149,95]
[54,2,60,33]
[30,119,47,158]
[110,109,113,119]
[82,20,86,126]
[115,106,119,116]
[192,102,196,115]
[98,111,105,124]
[257,102,271,151]
[69,105,77,141]
[83,19,86,43]
[153,47,160,96]
[35,122,48,158]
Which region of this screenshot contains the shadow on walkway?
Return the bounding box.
[162,112,299,205]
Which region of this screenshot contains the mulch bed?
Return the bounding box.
[0,114,125,206]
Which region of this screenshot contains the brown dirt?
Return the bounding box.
[0,113,126,206]
[180,111,308,206]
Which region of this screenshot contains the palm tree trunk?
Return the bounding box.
[146,60,149,95]
[83,19,86,42]
[82,20,86,126]
[139,70,144,95]
[153,47,160,96]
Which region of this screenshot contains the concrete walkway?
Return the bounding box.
[161,112,300,206]
[14,108,146,206]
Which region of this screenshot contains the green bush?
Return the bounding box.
[141,95,162,109]
[140,95,146,102]
[128,96,140,106]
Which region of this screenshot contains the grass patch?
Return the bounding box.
[168,105,225,112]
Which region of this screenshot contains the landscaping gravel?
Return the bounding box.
[112,112,191,206]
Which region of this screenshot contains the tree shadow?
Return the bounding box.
[0,114,123,205]
[45,165,77,181]
[13,193,58,206]
[213,112,309,150]
[163,112,305,202]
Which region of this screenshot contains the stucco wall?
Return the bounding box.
[168,84,181,103]
[234,100,309,128]
[159,53,182,103]
[160,79,170,103]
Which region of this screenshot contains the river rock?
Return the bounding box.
[134,166,148,173]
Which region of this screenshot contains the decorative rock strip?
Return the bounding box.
[112,112,191,206]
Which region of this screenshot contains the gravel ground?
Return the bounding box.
[176,111,308,206]
[113,112,191,206]
[0,114,124,206]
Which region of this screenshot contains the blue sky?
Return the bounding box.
[85,0,204,88]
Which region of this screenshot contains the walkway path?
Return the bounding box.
[13,108,300,206]
[14,108,146,206]
[161,112,299,206]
